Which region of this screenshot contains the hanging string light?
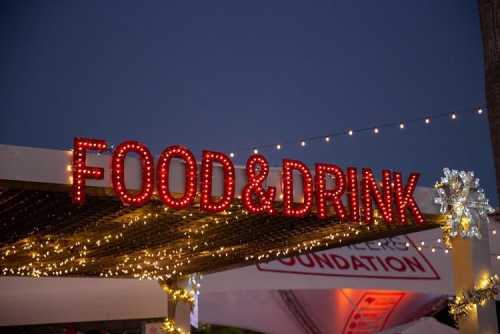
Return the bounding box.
[227,106,486,156]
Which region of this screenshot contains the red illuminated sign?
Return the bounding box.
[71,137,424,223]
[342,291,405,334]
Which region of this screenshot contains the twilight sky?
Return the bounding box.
[0,1,496,203]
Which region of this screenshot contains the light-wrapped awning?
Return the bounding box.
[0,144,443,281]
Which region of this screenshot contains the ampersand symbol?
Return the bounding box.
[242,154,276,214]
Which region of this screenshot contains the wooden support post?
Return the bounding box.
[451,223,498,334]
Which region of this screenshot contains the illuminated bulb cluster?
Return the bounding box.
[405,236,459,256]
[449,274,500,323]
[346,167,360,222]
[242,154,276,214]
[244,224,385,262]
[282,159,313,217]
[0,225,129,278]
[393,172,424,224]
[157,146,197,209]
[0,194,437,287]
[160,283,196,305]
[161,319,187,334]
[71,136,428,224]
[200,151,235,212]
[315,163,347,220]
[361,169,393,224]
[112,141,154,206]
[72,137,108,204]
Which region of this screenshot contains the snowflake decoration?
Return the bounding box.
[434,168,494,241]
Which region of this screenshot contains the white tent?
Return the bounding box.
[199,289,444,334]
[377,317,457,334]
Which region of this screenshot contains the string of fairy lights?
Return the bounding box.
[1,199,463,281]
[226,106,486,158]
[88,106,487,160]
[2,206,496,281]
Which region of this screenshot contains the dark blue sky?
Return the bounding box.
[1,1,496,203]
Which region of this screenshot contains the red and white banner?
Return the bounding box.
[201,228,500,295]
[257,235,439,281]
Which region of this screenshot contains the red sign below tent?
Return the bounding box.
[342,291,405,334]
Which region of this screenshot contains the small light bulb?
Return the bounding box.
[253,148,258,154]
[451,113,457,120]
[497,255,500,260]
[399,123,405,129]
[348,129,353,136]
[425,118,431,124]
[431,248,436,253]
[373,128,379,134]
[445,249,449,254]
[300,141,306,147]
[477,108,483,115]
[493,230,497,235]
[325,136,331,143]
[229,152,235,158]
[276,144,281,150]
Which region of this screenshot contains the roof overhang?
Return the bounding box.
[0,144,442,281]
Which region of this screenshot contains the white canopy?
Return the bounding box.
[377,317,457,334]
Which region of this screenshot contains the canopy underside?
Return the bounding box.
[0,182,442,281]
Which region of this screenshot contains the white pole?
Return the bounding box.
[451,223,498,334]
[164,279,192,334]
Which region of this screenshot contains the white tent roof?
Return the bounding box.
[199,289,444,334]
[377,317,457,334]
